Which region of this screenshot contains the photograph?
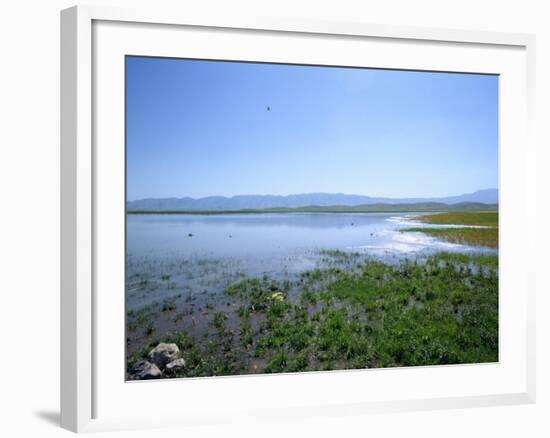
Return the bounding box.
[125,56,499,380]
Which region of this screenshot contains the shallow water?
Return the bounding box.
[127,212,487,259]
[126,212,494,311]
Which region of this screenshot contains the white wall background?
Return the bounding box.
[0,1,547,436]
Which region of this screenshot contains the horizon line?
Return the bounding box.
[127,188,498,203]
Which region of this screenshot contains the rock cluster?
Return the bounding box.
[129,343,185,380]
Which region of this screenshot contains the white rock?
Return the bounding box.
[148,343,180,367]
[130,360,161,380]
[165,358,186,374]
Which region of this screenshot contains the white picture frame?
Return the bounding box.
[60,4,537,433]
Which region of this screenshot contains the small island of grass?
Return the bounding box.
[402,212,499,249]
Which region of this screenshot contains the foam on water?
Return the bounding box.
[386,214,491,229]
[348,227,466,255]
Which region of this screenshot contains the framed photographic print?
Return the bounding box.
[61,5,536,433]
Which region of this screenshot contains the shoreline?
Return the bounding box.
[126,207,498,215]
[401,212,499,249]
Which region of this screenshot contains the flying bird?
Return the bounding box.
[266,106,271,111]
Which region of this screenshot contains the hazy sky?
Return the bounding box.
[126,56,498,201]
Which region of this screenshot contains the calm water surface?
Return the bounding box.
[128,212,467,255]
[126,213,492,310]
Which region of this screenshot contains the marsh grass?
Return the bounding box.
[404,211,499,249]
[415,211,498,227]
[403,227,499,249]
[127,251,498,378]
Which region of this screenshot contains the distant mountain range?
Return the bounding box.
[127,189,498,211]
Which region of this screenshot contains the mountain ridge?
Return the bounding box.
[127,189,498,211]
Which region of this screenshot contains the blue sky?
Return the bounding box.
[126,57,498,201]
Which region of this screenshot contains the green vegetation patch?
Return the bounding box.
[403,211,499,249]
[415,211,498,227]
[128,252,498,378]
[402,227,499,249]
[127,202,498,215]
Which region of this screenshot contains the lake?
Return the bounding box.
[126,212,493,311]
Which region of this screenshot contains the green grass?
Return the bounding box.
[404,211,499,249]
[403,227,499,249]
[415,211,498,227]
[127,202,497,215]
[430,251,499,270]
[128,251,498,378]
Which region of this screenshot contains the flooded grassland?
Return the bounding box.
[126,211,498,379]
